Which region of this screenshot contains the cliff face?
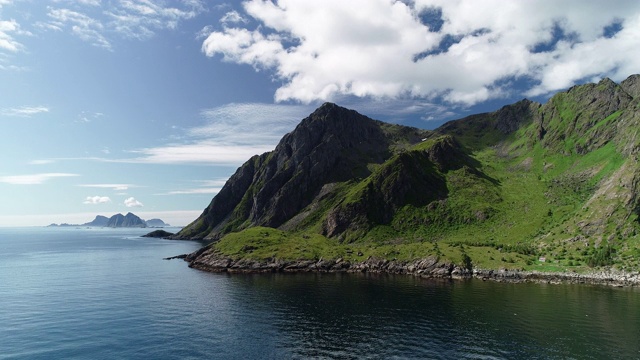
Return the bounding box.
[176,75,640,272]
[175,103,431,240]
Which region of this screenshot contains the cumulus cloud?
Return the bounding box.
[124,197,143,207]
[83,195,111,204]
[1,106,50,117]
[0,173,78,185]
[201,0,640,105]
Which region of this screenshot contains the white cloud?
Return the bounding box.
[46,8,112,50]
[124,103,311,165]
[52,0,101,6]
[105,0,206,40]
[83,195,111,204]
[157,179,226,195]
[201,0,640,105]
[78,183,133,191]
[0,19,25,52]
[163,187,222,195]
[192,103,310,144]
[76,111,104,123]
[1,105,50,117]
[29,159,55,165]
[0,173,78,185]
[124,197,143,207]
[196,25,214,40]
[221,10,247,25]
[78,0,101,6]
[40,1,206,49]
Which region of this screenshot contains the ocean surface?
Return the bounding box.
[1,227,639,359]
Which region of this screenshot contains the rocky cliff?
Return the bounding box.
[175,75,640,274]
[175,103,431,240]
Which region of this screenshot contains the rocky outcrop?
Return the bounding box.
[174,103,431,240]
[538,77,633,154]
[185,248,640,287]
[188,247,466,278]
[143,229,175,238]
[177,75,640,279]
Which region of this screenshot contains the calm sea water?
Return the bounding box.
[1,227,639,359]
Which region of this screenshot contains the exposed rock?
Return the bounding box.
[175,102,431,240]
[143,229,175,238]
[184,249,640,287]
[176,75,640,282]
[620,74,640,98]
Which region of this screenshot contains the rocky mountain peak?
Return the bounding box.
[175,103,428,240]
[621,74,640,98]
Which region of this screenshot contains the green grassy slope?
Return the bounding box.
[200,77,640,273]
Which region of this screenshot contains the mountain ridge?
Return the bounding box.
[172,74,640,275]
[47,213,169,228]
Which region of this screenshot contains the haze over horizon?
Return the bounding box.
[1,0,639,227]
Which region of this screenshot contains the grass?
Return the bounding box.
[207,81,640,273]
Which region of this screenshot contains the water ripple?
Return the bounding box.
[2,229,640,359]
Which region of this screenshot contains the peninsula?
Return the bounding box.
[165,75,640,285]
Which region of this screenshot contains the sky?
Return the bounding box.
[1,0,639,227]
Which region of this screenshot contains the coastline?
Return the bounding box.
[183,248,640,288]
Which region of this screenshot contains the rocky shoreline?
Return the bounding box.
[181,248,640,287]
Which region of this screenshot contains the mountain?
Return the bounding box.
[106,212,147,228]
[47,213,169,228]
[84,215,110,227]
[175,75,640,274]
[146,218,170,227]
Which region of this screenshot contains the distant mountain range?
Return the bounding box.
[48,213,169,228]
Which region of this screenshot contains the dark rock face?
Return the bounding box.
[620,74,640,99]
[175,103,430,240]
[539,77,632,153]
[143,229,175,238]
[175,74,640,246]
[106,212,146,228]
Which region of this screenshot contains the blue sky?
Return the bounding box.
[1,0,639,226]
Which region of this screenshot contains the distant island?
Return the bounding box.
[48,212,170,228]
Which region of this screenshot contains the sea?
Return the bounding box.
[1,227,639,359]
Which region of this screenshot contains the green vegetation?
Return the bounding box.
[190,78,640,273]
